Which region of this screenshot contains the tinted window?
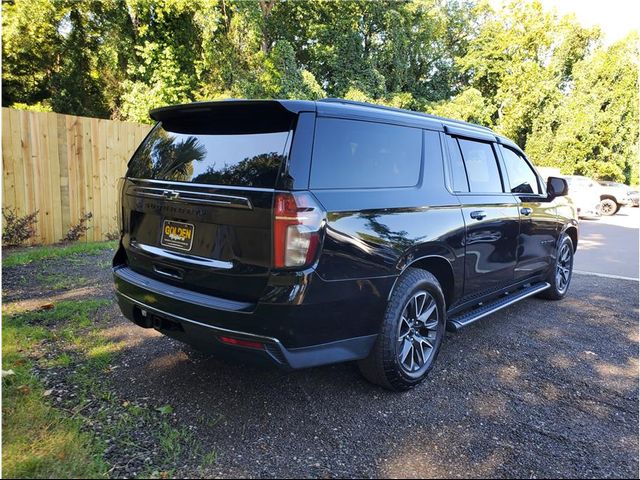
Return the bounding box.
[127,124,291,187]
[446,136,469,192]
[310,118,422,189]
[457,139,503,193]
[500,146,541,194]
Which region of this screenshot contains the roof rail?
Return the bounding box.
[317,98,494,132]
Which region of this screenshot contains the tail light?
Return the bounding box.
[116,177,125,234]
[273,192,324,268]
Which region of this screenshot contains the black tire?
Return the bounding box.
[600,198,618,216]
[538,234,574,300]
[358,268,446,391]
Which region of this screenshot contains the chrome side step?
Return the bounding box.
[447,282,551,332]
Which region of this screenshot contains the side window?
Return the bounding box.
[457,138,504,193]
[446,136,469,193]
[500,146,541,194]
[310,118,422,189]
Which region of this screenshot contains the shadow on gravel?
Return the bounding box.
[103,275,638,479]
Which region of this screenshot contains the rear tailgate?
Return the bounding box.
[119,101,306,302]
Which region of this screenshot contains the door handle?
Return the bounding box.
[520,207,533,216]
[470,210,487,220]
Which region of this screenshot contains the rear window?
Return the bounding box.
[310,118,422,189]
[127,123,291,188]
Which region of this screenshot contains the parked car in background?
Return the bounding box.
[597,180,633,215]
[562,175,602,219]
[113,98,578,391]
[628,188,640,207]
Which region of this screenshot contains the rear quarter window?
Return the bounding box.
[310,118,422,189]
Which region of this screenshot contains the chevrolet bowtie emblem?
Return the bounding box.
[163,190,180,200]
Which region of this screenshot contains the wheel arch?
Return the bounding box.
[600,194,618,203]
[395,255,457,308]
[563,224,578,252]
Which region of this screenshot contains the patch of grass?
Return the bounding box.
[201,450,218,467]
[9,299,108,329]
[2,302,109,478]
[97,259,112,269]
[3,241,117,268]
[36,272,88,290]
[158,423,186,463]
[86,341,125,371]
[2,377,108,478]
[3,295,217,478]
[158,422,201,465]
[127,404,145,417]
[41,352,72,368]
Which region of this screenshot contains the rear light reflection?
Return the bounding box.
[219,336,264,350]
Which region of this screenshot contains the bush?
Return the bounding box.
[62,212,93,243]
[2,209,38,247]
[104,231,120,241]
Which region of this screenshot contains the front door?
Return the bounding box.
[498,145,558,281]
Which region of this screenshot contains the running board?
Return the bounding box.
[447,282,551,332]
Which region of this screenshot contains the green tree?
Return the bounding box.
[2,0,63,108]
[2,0,637,185]
[454,0,600,146]
[526,33,639,184]
[50,3,109,117]
[428,87,493,125]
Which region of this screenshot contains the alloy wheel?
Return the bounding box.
[396,291,439,374]
[600,199,616,216]
[556,242,572,294]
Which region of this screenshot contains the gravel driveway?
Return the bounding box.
[4,248,638,478]
[107,273,638,478]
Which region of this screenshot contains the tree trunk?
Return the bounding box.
[259,0,276,54]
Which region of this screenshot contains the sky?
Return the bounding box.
[490,0,639,45]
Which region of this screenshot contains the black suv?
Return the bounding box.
[113,99,578,391]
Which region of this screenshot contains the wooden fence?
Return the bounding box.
[2,108,152,244]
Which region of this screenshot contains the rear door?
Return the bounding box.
[445,135,520,298]
[119,102,305,302]
[498,144,558,281]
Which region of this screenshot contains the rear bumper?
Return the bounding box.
[115,289,376,369]
[113,265,393,369]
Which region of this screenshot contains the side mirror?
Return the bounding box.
[547,176,568,198]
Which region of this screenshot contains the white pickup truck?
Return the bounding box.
[561,175,603,219]
[597,181,633,215]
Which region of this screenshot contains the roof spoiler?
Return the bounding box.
[150,99,315,122]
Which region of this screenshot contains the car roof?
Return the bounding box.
[316,98,492,131]
[150,98,521,152]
